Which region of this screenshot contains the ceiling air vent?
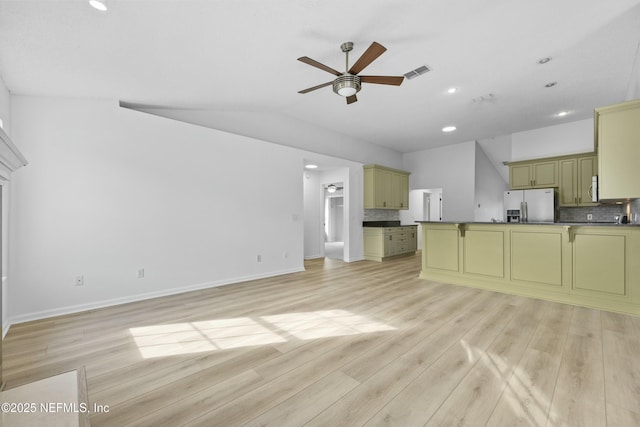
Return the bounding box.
[404,65,431,80]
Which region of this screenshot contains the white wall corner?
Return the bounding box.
[0,126,28,181]
[625,41,640,101]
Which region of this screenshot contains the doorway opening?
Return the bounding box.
[400,188,443,249]
[324,182,344,260]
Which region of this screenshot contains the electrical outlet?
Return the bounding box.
[75,275,84,286]
[587,213,593,221]
[257,255,262,262]
[137,268,145,279]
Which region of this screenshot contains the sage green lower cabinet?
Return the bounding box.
[364,226,417,262]
[573,231,626,296]
[424,228,458,271]
[511,231,563,286]
[463,230,504,278]
[419,222,640,315]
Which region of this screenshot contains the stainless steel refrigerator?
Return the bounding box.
[504,188,557,223]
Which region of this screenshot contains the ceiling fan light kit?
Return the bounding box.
[298,41,404,105]
[333,74,361,97]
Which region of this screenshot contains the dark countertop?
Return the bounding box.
[363,221,417,227]
[415,221,640,227]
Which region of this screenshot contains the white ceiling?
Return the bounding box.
[1,0,639,155]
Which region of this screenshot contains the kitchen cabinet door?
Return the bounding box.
[559,159,577,206]
[397,173,409,209]
[531,160,558,188]
[596,99,640,200]
[374,168,393,208]
[407,227,417,251]
[510,160,558,189]
[577,156,597,206]
[509,164,532,189]
[364,166,392,208]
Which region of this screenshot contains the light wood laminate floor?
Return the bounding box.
[3,254,640,426]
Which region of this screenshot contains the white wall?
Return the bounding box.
[9,95,351,323]
[626,44,640,100]
[511,119,594,161]
[0,76,10,134]
[477,134,511,182]
[474,142,509,222]
[303,171,323,259]
[403,141,476,222]
[131,105,405,170]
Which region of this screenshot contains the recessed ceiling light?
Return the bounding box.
[447,87,458,94]
[537,57,552,64]
[305,164,318,169]
[545,82,557,88]
[89,0,107,11]
[442,126,457,132]
[556,111,569,117]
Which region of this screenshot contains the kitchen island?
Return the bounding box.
[418,221,640,315]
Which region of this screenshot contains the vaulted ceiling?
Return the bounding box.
[1,0,639,155]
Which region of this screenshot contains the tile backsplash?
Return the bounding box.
[364,209,400,222]
[559,202,639,223]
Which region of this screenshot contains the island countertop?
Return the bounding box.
[416,221,640,227]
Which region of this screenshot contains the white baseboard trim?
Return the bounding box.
[7,267,305,327]
[2,322,10,340]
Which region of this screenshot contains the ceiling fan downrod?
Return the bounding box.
[334,42,360,98]
[341,41,354,73]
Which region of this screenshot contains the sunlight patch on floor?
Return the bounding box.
[463,341,554,426]
[130,310,396,358]
[262,309,396,340]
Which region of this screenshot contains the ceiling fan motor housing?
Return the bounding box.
[333,74,361,97]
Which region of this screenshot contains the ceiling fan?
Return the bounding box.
[327,183,343,193]
[297,41,404,105]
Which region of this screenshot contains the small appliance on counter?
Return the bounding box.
[504,188,557,223]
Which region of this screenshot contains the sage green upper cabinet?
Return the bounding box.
[509,159,558,189]
[510,164,533,189]
[363,164,410,210]
[396,172,409,209]
[559,155,598,207]
[595,99,640,200]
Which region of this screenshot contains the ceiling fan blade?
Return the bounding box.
[298,81,333,94]
[348,42,387,74]
[346,95,358,104]
[360,75,404,86]
[297,56,342,76]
